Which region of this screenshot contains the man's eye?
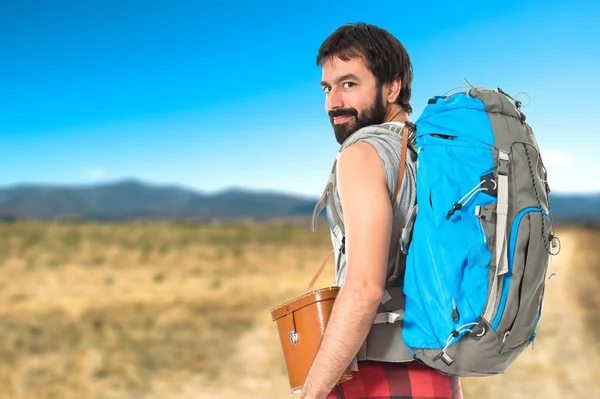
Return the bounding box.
[323,86,331,93]
[343,82,355,88]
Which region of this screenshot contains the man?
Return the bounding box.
[300,23,463,399]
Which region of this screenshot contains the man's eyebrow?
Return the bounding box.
[320,73,360,87]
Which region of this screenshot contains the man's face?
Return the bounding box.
[320,56,387,145]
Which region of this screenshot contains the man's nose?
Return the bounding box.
[326,87,344,111]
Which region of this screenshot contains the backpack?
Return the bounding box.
[400,85,561,377]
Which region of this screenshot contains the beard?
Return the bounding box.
[329,89,387,145]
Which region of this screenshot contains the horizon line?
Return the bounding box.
[0,177,599,198]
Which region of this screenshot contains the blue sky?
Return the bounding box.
[1,0,598,197]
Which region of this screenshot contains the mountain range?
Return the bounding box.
[0,179,598,223]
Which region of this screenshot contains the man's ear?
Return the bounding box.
[386,77,402,104]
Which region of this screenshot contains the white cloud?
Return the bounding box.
[537,149,599,193]
[84,168,106,180]
[540,148,572,167]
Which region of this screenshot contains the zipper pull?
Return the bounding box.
[446,203,462,220]
[451,298,460,323]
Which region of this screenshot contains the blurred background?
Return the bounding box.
[1,1,599,398]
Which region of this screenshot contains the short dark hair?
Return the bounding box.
[316,22,413,114]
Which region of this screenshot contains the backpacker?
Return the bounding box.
[312,85,560,378]
[401,85,560,377]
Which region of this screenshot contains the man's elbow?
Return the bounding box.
[343,279,385,307]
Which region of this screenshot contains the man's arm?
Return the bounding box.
[300,141,394,399]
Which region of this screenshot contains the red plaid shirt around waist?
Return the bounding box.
[325,360,463,399]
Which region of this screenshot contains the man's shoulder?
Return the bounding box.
[339,123,417,212]
[337,141,387,190]
[342,122,406,148]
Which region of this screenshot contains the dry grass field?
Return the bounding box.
[0,220,598,398]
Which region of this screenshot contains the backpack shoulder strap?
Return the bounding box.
[391,122,412,204]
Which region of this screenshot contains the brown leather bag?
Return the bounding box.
[269,272,352,393]
[269,123,410,394]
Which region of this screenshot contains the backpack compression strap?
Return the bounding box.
[306,123,413,292]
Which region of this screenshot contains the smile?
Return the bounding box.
[333,115,353,124]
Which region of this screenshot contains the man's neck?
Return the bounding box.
[384,105,409,123]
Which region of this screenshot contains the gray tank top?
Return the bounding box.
[330,121,418,289]
[322,122,419,364]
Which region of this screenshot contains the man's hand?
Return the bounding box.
[300,141,394,399]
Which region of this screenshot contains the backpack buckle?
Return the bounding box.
[475,205,494,222]
[497,151,510,175]
[498,159,509,175]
